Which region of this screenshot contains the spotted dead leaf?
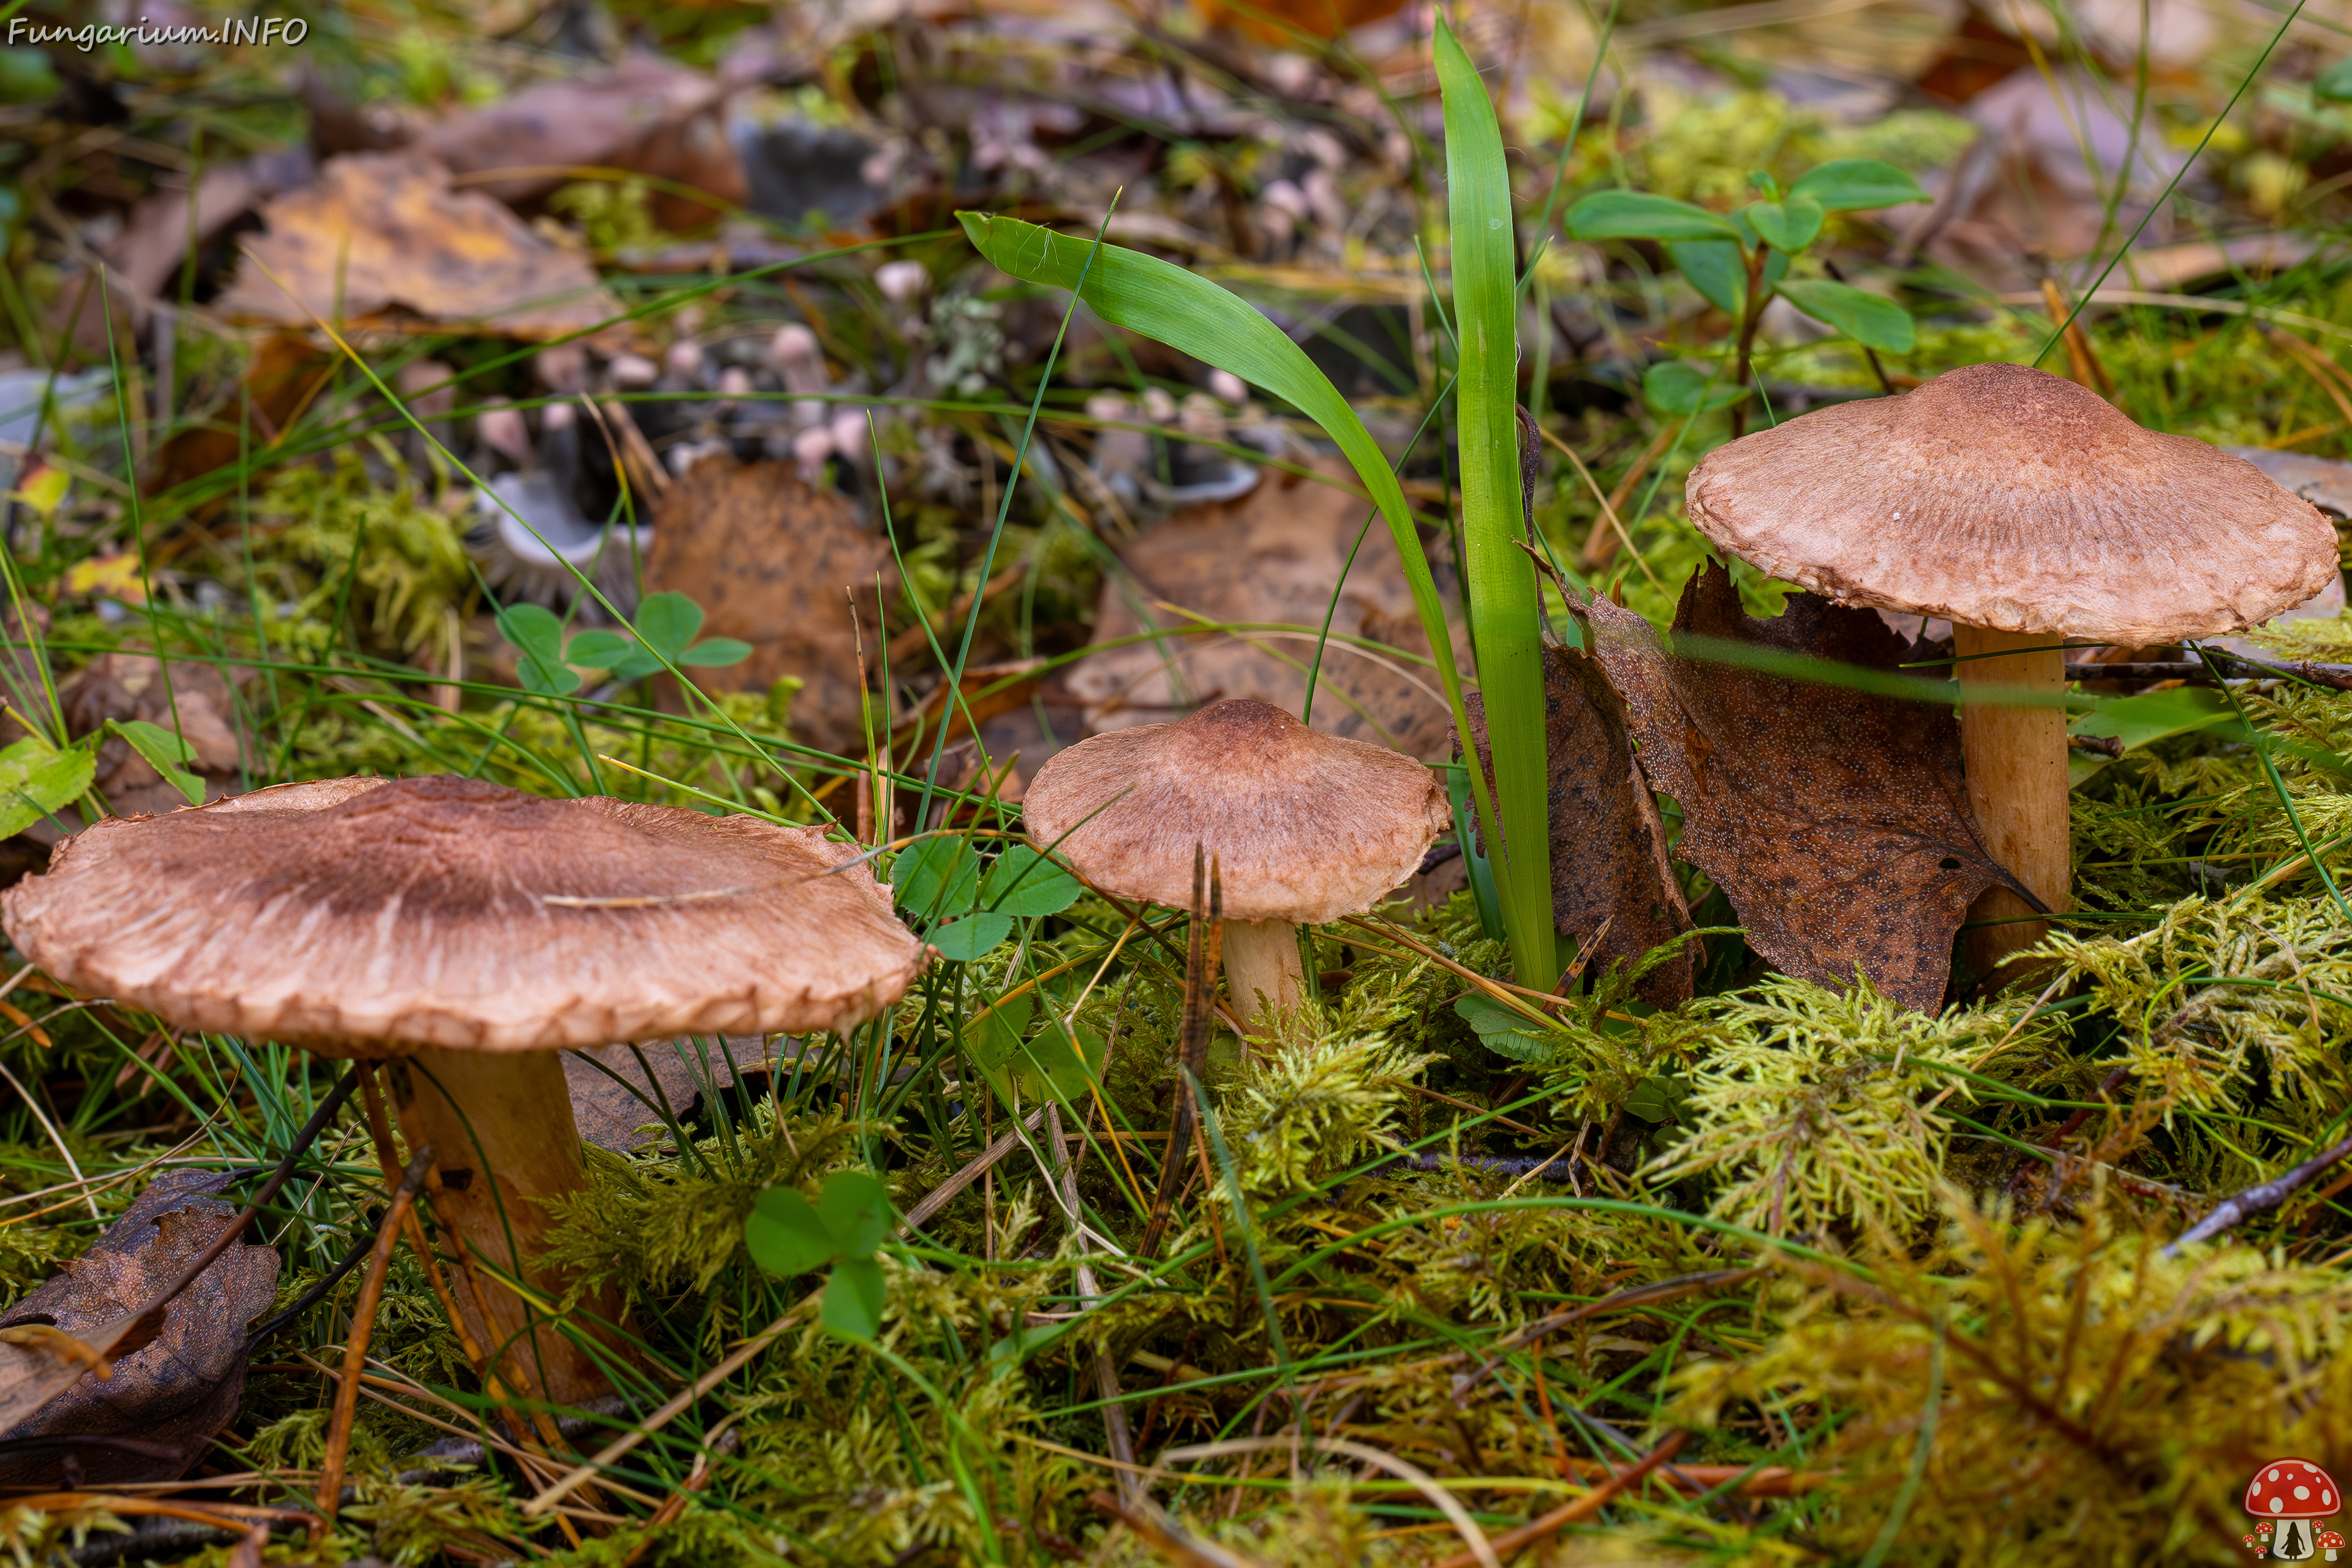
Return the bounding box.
[644,456,893,757]
[214,153,622,338]
[1066,457,1457,760]
[1462,646,1695,1008]
[1581,562,2033,1012]
[0,1171,277,1487]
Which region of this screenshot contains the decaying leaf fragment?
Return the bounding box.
[1581,562,2032,1012]
[1462,647,1695,1008]
[214,153,622,338]
[1067,457,1458,761]
[0,1170,279,1487]
[565,1040,742,1154]
[643,456,895,756]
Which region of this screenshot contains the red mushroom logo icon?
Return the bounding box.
[2246,1458,2343,1561]
[2320,1528,2345,1560]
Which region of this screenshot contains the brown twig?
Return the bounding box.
[897,1107,1048,1237]
[317,1146,433,1522]
[226,1521,271,1568]
[887,559,1030,665]
[2005,1063,2131,1198]
[1427,1429,1687,1568]
[1553,1456,1830,1496]
[1580,419,1679,570]
[618,1429,739,1567]
[2041,277,2116,397]
[1139,846,1223,1259]
[2165,1129,2352,1255]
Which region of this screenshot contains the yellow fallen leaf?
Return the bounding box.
[64,552,147,603]
[6,462,67,520]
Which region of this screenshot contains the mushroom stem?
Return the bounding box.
[1221,918,1307,1042]
[1955,625,2071,974]
[389,1047,636,1404]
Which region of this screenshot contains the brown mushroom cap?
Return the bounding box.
[1686,362,2338,647]
[1021,698,1449,924]
[1,775,927,1051]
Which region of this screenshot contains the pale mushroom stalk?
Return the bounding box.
[1686,363,2338,978]
[1219,919,1308,1025]
[383,1048,606,1399]
[1020,699,1448,1045]
[2,775,928,1404]
[1953,626,2071,967]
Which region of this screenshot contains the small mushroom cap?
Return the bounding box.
[1021,698,1449,924]
[1,775,927,1052]
[2245,1458,2343,1519]
[1686,362,2339,647]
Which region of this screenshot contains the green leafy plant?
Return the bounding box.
[969,988,1104,1110]
[958,12,1559,989]
[0,717,203,835]
[1567,158,1929,429]
[744,1169,893,1341]
[891,837,1082,961]
[497,592,750,698]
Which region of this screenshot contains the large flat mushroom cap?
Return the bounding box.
[1686,362,2339,647]
[1,775,927,1051]
[1022,698,1449,924]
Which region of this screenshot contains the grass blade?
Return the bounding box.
[1434,17,1556,990]
[957,209,1506,886]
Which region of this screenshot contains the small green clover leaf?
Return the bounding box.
[1624,1072,1692,1125]
[1787,157,1929,212]
[1563,189,1739,243]
[496,603,581,697]
[559,593,752,683]
[892,836,982,921]
[1642,360,1747,417]
[1744,195,1824,254]
[744,1169,894,1340]
[929,912,1014,962]
[1773,279,1918,354]
[979,846,1081,918]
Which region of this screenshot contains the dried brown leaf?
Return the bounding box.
[0,1172,277,1487]
[565,1042,737,1155]
[1067,458,1457,761]
[644,456,894,757]
[214,153,622,339]
[1461,647,1694,1008]
[1582,563,2030,1012]
[418,56,747,230]
[62,654,249,815]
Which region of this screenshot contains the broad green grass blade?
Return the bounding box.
[959,209,1503,859]
[1434,16,1555,990]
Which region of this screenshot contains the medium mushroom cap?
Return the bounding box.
[1686,362,2338,647]
[1,775,927,1051]
[2245,1458,2343,1520]
[1021,698,1449,924]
